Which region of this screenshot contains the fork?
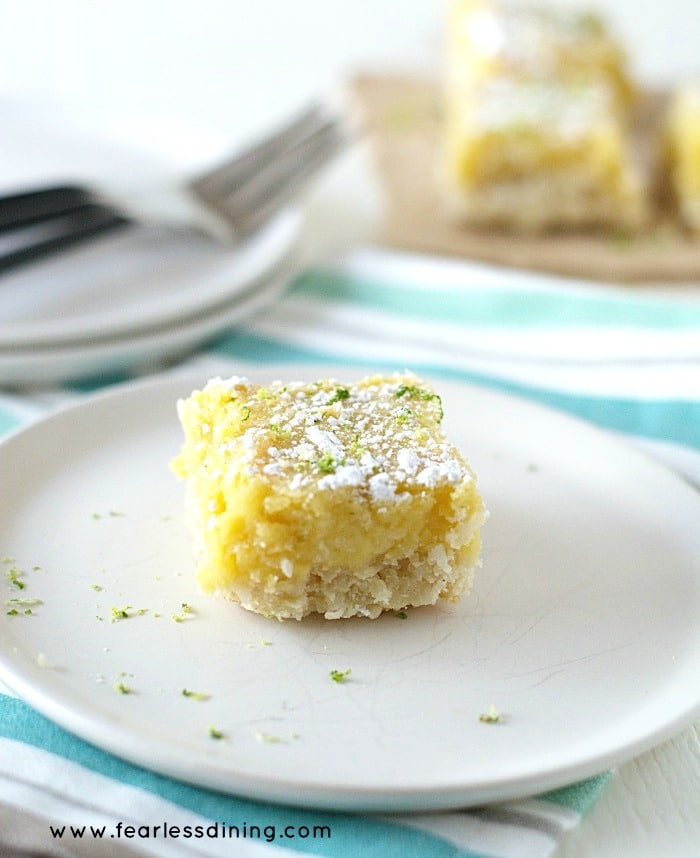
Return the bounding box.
[0,102,347,275]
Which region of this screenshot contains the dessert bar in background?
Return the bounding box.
[443,0,650,231]
[665,79,700,231]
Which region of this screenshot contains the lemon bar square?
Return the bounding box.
[447,0,635,110]
[171,372,486,620]
[665,81,700,231]
[443,76,647,231]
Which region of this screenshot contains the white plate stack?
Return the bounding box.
[0,105,302,387]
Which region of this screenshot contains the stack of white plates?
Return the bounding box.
[0,211,301,387]
[0,104,302,387]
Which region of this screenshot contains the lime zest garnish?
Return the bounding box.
[479,704,502,724]
[395,384,444,420]
[182,688,208,701]
[254,730,283,744]
[316,452,340,474]
[5,567,25,590]
[327,387,350,405]
[330,668,352,684]
[110,605,133,622]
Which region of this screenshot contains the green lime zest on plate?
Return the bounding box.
[330,668,352,683]
[5,567,25,590]
[182,688,208,701]
[479,704,502,724]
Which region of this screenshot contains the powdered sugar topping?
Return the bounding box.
[206,373,471,504]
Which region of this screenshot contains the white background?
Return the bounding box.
[1,0,699,138]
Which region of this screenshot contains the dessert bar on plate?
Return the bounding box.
[172,372,486,620]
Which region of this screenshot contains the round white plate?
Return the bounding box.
[1,365,699,812]
[0,104,302,348]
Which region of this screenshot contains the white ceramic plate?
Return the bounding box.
[0,211,301,349]
[1,364,699,812]
[0,104,302,348]
[0,257,295,387]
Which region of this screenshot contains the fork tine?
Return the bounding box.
[189,102,332,201]
[196,117,348,235]
[228,142,346,236]
[215,116,341,208]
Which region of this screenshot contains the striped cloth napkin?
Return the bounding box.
[1,246,699,857]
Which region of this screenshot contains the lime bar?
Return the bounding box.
[443,0,647,231]
[172,372,486,620]
[665,80,700,231]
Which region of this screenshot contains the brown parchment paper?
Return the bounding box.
[350,73,700,284]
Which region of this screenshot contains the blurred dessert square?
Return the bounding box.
[446,0,635,109]
[350,0,700,279]
[665,80,700,230]
[443,75,648,231]
[443,0,649,232]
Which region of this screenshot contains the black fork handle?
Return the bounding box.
[0,185,101,232]
[0,185,133,275]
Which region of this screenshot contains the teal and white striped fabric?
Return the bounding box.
[0,692,609,857]
[1,247,699,857]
